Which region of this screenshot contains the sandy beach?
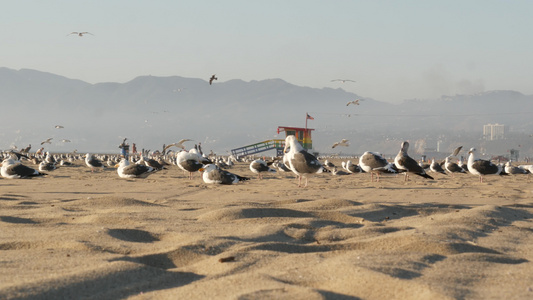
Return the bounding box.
[1,158,532,299]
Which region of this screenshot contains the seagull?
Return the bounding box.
[55,125,64,129]
[331,79,356,83]
[450,146,463,157]
[332,139,349,148]
[85,153,104,172]
[22,145,32,153]
[323,160,335,169]
[176,149,204,179]
[137,156,166,170]
[359,151,397,182]
[8,151,29,161]
[163,139,193,153]
[467,148,505,183]
[61,139,71,143]
[444,156,466,177]
[331,166,351,176]
[343,160,362,174]
[209,74,218,85]
[116,158,158,178]
[283,135,328,187]
[199,164,250,185]
[504,162,530,175]
[39,161,57,172]
[394,141,434,181]
[67,32,94,37]
[249,159,276,179]
[429,158,446,175]
[346,99,364,106]
[41,138,53,145]
[1,158,46,179]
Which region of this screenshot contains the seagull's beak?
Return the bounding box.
[114,163,120,168]
[198,168,205,172]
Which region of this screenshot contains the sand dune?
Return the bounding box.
[0,159,532,299]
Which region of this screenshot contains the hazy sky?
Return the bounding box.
[2,0,532,103]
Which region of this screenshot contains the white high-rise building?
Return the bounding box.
[483,123,507,140]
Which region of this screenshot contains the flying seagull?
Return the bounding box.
[67,32,94,37]
[332,139,349,148]
[61,139,71,143]
[331,79,356,83]
[55,125,64,129]
[41,138,53,145]
[346,99,364,106]
[209,74,218,85]
[163,139,193,153]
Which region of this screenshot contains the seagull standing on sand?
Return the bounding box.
[429,158,446,175]
[85,153,104,172]
[359,151,397,182]
[249,159,276,179]
[176,150,204,180]
[444,156,466,177]
[283,135,327,187]
[394,141,434,181]
[467,148,505,183]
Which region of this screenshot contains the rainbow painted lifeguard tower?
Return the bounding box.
[230,126,314,157]
[230,113,315,157]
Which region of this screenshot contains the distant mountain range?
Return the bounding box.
[1,67,532,156]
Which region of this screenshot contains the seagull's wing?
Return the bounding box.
[177,139,193,146]
[67,32,78,36]
[451,146,463,157]
[163,139,193,152]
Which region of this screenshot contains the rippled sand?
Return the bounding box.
[1,159,532,299]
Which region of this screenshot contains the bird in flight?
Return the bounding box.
[332,139,350,148]
[346,99,364,106]
[331,79,356,83]
[55,125,64,129]
[67,32,94,37]
[163,139,193,153]
[209,74,218,85]
[61,139,71,143]
[41,138,53,145]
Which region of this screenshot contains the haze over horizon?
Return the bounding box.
[2,1,533,104]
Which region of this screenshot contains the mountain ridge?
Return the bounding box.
[1,67,532,156]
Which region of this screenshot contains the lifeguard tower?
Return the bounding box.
[230,126,314,157]
[276,126,314,150]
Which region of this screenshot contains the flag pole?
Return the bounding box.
[305,112,308,132]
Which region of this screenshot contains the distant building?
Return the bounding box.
[483,123,507,140]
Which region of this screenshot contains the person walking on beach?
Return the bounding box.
[119,138,130,159]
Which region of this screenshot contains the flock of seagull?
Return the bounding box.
[1,136,530,187]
